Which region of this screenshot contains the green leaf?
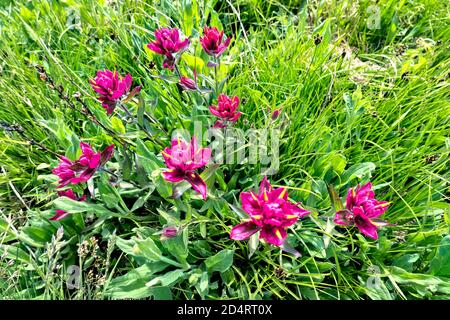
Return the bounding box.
[181,53,205,72]
[181,0,195,37]
[341,162,376,186]
[313,152,347,180]
[209,10,223,30]
[134,237,163,261]
[53,197,117,218]
[146,269,185,287]
[106,262,170,299]
[136,138,164,173]
[20,225,54,246]
[392,254,420,272]
[131,197,145,212]
[162,227,190,269]
[130,237,183,268]
[429,236,450,277]
[248,232,259,259]
[121,151,133,180]
[151,287,173,300]
[195,271,209,299]
[301,231,326,259]
[388,266,450,295]
[365,279,394,300]
[199,222,207,238]
[215,170,227,191]
[110,116,126,134]
[205,249,234,273]
[327,184,344,212]
[97,179,120,209]
[115,237,136,256]
[0,244,33,265]
[158,74,179,84]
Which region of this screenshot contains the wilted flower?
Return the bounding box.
[209,94,241,127]
[147,28,189,70]
[200,26,231,57]
[271,108,282,120]
[161,136,211,200]
[90,70,140,115]
[230,177,310,246]
[334,182,389,240]
[50,189,87,221]
[52,142,114,188]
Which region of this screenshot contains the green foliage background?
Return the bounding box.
[0,0,449,299]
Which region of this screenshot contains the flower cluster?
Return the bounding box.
[148,26,230,71]
[161,136,211,200]
[50,25,391,252]
[334,183,389,239]
[200,26,231,57]
[53,142,114,188]
[230,177,310,246]
[209,94,241,128]
[51,142,114,220]
[147,28,190,70]
[90,70,141,115]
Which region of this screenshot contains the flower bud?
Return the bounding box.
[162,226,178,239]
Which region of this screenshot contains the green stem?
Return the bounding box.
[160,256,183,268]
[118,104,166,148]
[174,64,182,78]
[102,168,140,188]
[214,55,219,96]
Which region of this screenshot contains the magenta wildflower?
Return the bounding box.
[50,189,87,221]
[230,177,310,246]
[212,120,227,129]
[161,137,211,200]
[179,76,197,91]
[161,226,178,239]
[209,94,241,128]
[52,142,114,188]
[147,28,189,70]
[90,70,140,115]
[334,182,390,240]
[271,108,282,120]
[200,26,231,57]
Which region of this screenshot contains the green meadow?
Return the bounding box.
[0,0,449,299]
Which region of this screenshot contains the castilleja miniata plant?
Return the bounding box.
[48,24,392,248]
[230,177,310,246]
[209,94,242,128]
[52,142,114,188]
[334,183,390,239]
[147,28,190,70]
[90,70,141,115]
[200,26,231,57]
[161,136,211,200]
